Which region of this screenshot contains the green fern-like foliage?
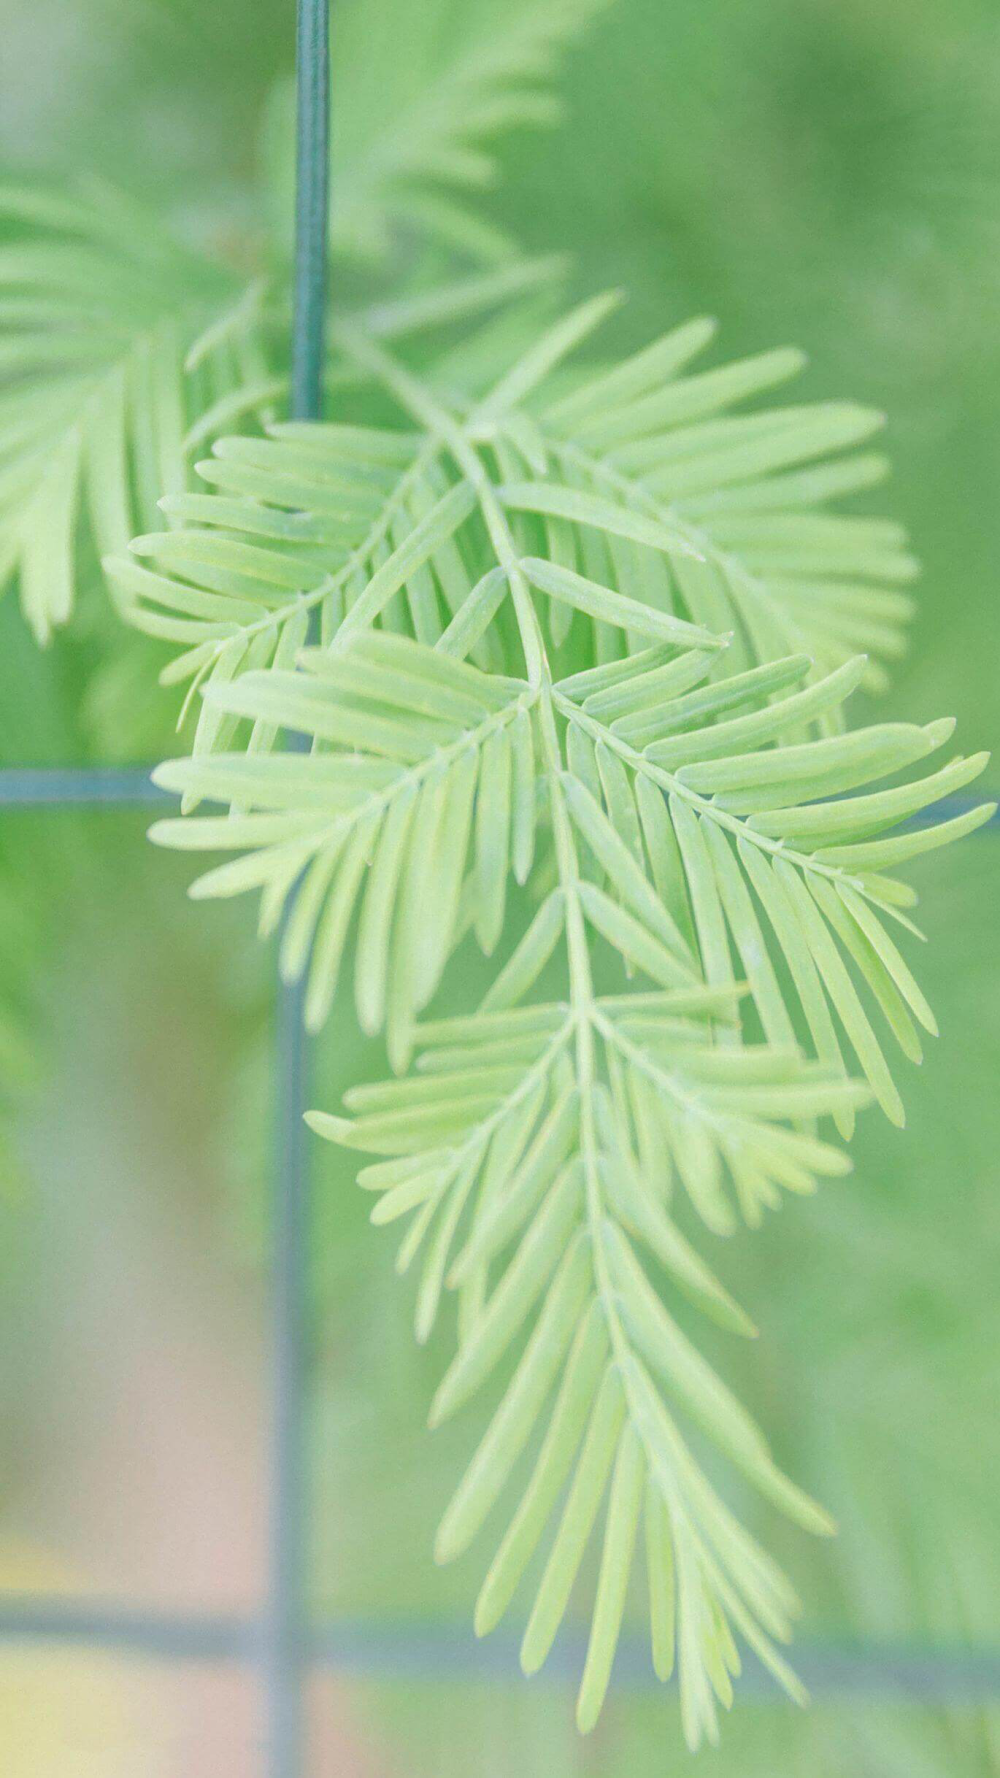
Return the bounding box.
[264,0,612,262]
[138,315,992,1743]
[0,175,564,661]
[0,0,603,652]
[0,180,274,642]
[2,0,994,1759]
[108,295,918,764]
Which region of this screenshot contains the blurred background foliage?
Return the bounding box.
[0,0,997,1770]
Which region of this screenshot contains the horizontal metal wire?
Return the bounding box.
[0,766,995,821]
[0,766,168,805]
[0,1599,998,1702]
[0,1599,257,1662]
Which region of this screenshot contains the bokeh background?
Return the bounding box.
[0,0,997,1771]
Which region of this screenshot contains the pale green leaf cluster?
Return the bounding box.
[0,179,273,642]
[489,308,917,691]
[109,296,918,765]
[264,0,613,262]
[0,164,564,657]
[154,632,537,1044]
[143,318,990,1741]
[0,2,992,1766]
[3,3,992,1747]
[0,0,603,650]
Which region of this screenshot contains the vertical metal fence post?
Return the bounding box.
[267,3,329,1775]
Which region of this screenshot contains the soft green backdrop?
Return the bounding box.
[0,1,997,1771]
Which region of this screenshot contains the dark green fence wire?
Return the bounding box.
[291,0,330,424]
[270,1,330,1771]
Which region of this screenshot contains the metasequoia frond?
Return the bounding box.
[147,321,991,1743]
[0,180,274,643]
[0,0,600,656]
[0,164,562,655]
[155,633,539,1040]
[114,296,918,739]
[499,328,917,694]
[264,0,613,262]
[4,0,989,1751]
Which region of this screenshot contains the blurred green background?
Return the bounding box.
[0,0,997,1771]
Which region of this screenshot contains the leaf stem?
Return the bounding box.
[335,326,639,1358]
